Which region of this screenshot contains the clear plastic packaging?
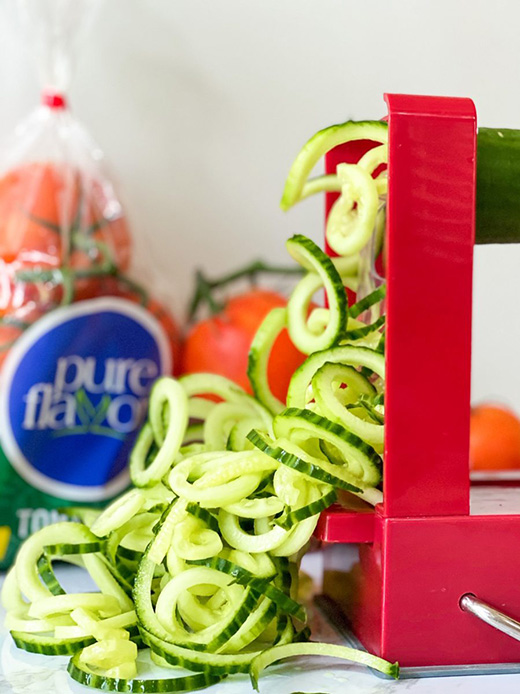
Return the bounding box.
[0,0,181,568]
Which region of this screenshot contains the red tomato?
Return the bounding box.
[180,288,308,403]
[470,403,520,471]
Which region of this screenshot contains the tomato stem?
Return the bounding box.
[188,261,303,320]
[188,270,225,319]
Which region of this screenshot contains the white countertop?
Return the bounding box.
[1,554,520,694]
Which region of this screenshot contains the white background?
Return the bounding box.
[0,0,518,409]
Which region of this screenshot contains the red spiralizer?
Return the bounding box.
[316,93,520,676]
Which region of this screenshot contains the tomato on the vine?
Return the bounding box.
[181,287,308,403]
[0,162,132,316]
[0,162,136,366]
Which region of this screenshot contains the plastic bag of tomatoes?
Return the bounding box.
[0,0,181,568]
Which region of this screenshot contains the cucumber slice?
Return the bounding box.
[141,628,259,675]
[44,540,105,556]
[16,522,99,602]
[68,652,223,692]
[28,593,121,620]
[189,556,306,622]
[156,568,261,651]
[222,598,277,653]
[185,504,219,533]
[287,344,385,409]
[148,500,188,565]
[349,285,386,319]
[312,363,384,446]
[357,143,388,176]
[58,506,102,527]
[301,173,342,199]
[203,402,268,450]
[91,490,146,538]
[345,315,385,341]
[223,496,284,519]
[326,163,380,257]
[250,642,399,691]
[5,609,57,634]
[277,487,337,530]
[226,418,261,452]
[168,453,265,509]
[248,429,363,493]
[273,408,382,487]
[82,553,135,613]
[281,120,388,211]
[37,555,66,596]
[130,378,189,487]
[218,510,288,553]
[286,235,347,354]
[247,307,287,415]
[171,516,222,562]
[11,630,95,655]
[180,374,269,421]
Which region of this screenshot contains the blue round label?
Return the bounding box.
[0,298,171,501]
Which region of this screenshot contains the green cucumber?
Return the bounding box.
[180,374,270,426]
[476,128,520,244]
[222,598,277,653]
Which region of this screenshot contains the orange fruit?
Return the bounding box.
[470,403,520,471]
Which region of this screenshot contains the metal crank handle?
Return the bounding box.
[460,593,520,643]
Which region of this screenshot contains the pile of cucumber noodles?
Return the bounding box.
[2,121,398,692]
